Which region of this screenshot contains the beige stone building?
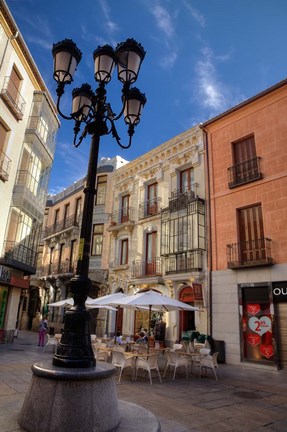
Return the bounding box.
[36,156,128,335]
[0,1,59,340]
[107,125,208,345]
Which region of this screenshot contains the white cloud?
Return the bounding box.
[183,0,206,28]
[98,0,119,40]
[152,3,175,39]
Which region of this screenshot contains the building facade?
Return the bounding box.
[107,126,207,345]
[35,156,128,335]
[202,79,287,369]
[0,1,59,340]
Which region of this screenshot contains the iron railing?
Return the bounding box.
[228,157,262,188]
[164,250,203,273]
[1,76,26,119]
[0,241,37,274]
[139,197,162,219]
[110,207,135,225]
[0,149,11,181]
[227,237,273,268]
[41,260,77,276]
[168,184,198,211]
[43,214,81,238]
[132,257,163,278]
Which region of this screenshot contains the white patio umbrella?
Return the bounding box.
[48,297,117,310]
[102,289,199,352]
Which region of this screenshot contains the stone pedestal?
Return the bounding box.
[18,360,160,432]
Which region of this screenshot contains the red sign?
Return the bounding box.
[247,333,261,346]
[179,287,194,302]
[10,276,30,289]
[247,304,260,316]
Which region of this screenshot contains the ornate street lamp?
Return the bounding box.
[51,38,146,368]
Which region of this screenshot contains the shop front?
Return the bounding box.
[239,283,276,366]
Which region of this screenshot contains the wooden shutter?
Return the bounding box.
[238,205,265,263]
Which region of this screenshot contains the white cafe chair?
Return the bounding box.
[199,352,221,380]
[163,350,189,380]
[135,353,162,385]
[43,334,58,353]
[112,349,134,382]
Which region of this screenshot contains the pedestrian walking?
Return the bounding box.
[38,316,48,347]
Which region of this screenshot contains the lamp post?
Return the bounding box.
[51,38,146,368]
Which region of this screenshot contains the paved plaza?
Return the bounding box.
[0,331,287,432]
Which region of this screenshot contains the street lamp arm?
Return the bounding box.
[110,120,134,149]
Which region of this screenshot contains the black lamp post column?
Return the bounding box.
[51,38,146,368]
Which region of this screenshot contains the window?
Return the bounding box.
[229,135,261,187]
[146,231,157,275]
[74,197,82,224]
[238,204,265,264]
[147,183,158,216]
[121,195,130,223]
[7,65,22,104]
[54,209,60,227]
[69,239,77,272]
[91,224,104,256]
[120,239,128,265]
[0,120,11,181]
[37,116,49,143]
[96,175,107,205]
[0,120,9,154]
[180,168,194,193]
[63,203,70,227]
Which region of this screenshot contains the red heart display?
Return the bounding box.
[247,333,261,346]
[260,344,274,359]
[247,304,261,315]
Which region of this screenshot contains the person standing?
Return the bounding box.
[38,316,48,347]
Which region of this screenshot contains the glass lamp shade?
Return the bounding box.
[93,45,116,84]
[72,84,93,121]
[116,39,146,84]
[124,87,147,125]
[52,39,82,84]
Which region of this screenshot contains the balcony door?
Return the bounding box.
[180,168,194,193]
[238,204,265,264]
[147,183,157,216]
[232,136,258,183]
[121,195,129,223]
[146,231,157,275]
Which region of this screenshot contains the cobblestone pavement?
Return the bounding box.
[1,331,287,432]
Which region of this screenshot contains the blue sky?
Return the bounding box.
[7,0,287,194]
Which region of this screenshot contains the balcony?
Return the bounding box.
[1,76,26,120]
[0,149,11,182]
[228,157,262,188]
[227,238,273,269]
[132,257,163,278]
[43,214,81,239]
[168,184,198,211]
[40,260,77,277]
[139,197,162,219]
[0,241,37,275]
[25,115,56,161]
[109,207,135,231]
[165,250,203,273]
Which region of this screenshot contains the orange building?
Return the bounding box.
[202,79,287,369]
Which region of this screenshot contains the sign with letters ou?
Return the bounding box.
[272,282,287,303]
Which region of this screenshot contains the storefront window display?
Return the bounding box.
[240,285,275,364]
[0,287,8,329]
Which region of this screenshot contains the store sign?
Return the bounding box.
[272,282,287,303]
[0,266,11,284]
[179,287,194,302]
[248,316,272,335]
[10,276,29,289]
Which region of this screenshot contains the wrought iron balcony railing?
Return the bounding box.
[43,214,81,238]
[132,257,163,278]
[227,237,273,269]
[168,184,198,211]
[228,156,262,188]
[0,241,37,275]
[1,76,26,120]
[164,250,203,273]
[110,207,135,226]
[139,197,162,219]
[41,260,77,276]
[0,149,11,182]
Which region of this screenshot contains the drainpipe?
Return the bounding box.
[0,31,19,72]
[200,125,213,337]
